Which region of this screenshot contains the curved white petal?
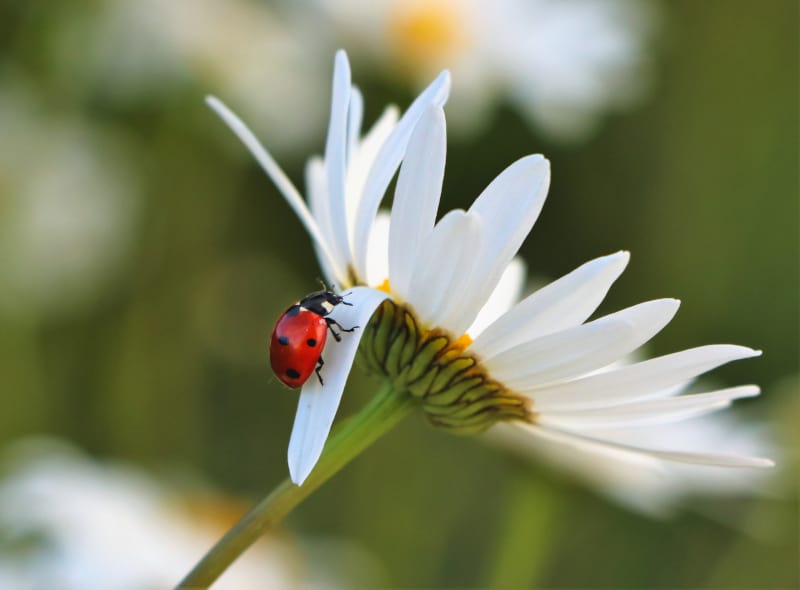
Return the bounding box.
[454,155,551,332]
[486,317,634,389]
[205,96,344,282]
[347,85,364,163]
[287,287,389,485]
[538,385,760,430]
[487,422,670,516]
[530,345,762,411]
[344,106,400,269]
[490,413,776,516]
[472,251,630,357]
[520,423,775,468]
[406,210,483,329]
[346,105,400,208]
[486,299,680,389]
[466,257,527,338]
[352,70,451,279]
[365,211,391,287]
[389,106,447,300]
[305,157,338,286]
[324,50,353,269]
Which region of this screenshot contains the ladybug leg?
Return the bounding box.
[325,317,358,342]
[315,356,325,385]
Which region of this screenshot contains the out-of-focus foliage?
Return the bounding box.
[0,1,796,588]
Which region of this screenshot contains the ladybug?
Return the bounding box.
[269,287,357,388]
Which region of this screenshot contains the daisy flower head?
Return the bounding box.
[208,51,773,487]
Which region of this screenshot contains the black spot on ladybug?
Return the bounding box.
[306,338,317,347]
[286,368,301,379]
[285,305,301,317]
[278,336,290,346]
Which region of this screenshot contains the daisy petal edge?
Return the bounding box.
[287,287,390,485]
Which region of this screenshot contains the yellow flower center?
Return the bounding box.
[451,332,473,351]
[376,278,393,294]
[387,0,470,74]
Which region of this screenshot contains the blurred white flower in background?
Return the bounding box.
[0,439,381,590]
[83,0,328,152]
[64,0,658,147]
[0,83,139,316]
[316,0,658,139]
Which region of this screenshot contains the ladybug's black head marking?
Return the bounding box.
[299,288,349,317]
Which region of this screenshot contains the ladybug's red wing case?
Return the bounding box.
[270,306,328,388]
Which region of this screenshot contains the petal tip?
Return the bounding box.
[524,153,549,166]
[288,463,309,486]
[333,50,352,83]
[335,48,349,63]
[288,439,316,486]
[744,457,776,468]
[741,385,761,397]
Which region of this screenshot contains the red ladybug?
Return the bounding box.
[270,287,357,388]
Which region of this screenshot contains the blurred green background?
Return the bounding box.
[0,0,797,588]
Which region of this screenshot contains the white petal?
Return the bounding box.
[346,105,399,204]
[352,71,451,280]
[406,210,483,329]
[305,157,338,286]
[490,417,777,516]
[454,155,551,332]
[347,85,364,163]
[344,105,400,254]
[389,106,447,299]
[520,423,775,468]
[287,287,389,485]
[365,211,391,287]
[205,96,344,282]
[538,386,760,430]
[472,251,629,357]
[530,345,762,411]
[466,257,527,338]
[487,422,671,516]
[486,299,679,389]
[324,50,353,269]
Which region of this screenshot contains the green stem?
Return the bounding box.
[485,472,560,589]
[177,382,413,589]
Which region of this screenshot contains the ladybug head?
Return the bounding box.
[300,288,352,317]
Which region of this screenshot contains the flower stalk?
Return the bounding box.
[176,382,414,589]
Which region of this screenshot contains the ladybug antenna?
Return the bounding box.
[317,277,335,292]
[342,291,354,306]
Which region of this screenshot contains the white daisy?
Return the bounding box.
[0,439,359,590]
[315,0,657,139]
[208,51,772,487]
[86,0,329,151]
[0,83,139,315]
[208,50,449,483]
